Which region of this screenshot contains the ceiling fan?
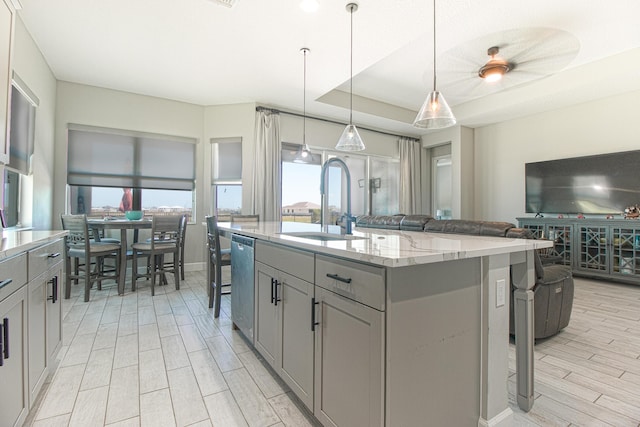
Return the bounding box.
[435,27,580,106]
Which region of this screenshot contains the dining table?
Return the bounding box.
[88,218,152,295]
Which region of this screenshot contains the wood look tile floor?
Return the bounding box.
[25,272,640,426]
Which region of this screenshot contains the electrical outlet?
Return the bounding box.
[496,279,506,307]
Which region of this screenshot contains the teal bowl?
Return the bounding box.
[125,210,143,220]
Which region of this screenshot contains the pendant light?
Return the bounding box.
[294,48,313,163]
[335,2,365,152]
[413,0,456,129]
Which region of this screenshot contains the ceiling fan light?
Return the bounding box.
[336,124,365,151]
[413,91,456,129]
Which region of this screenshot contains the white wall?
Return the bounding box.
[280,113,400,158]
[12,17,57,229]
[54,82,206,262]
[474,89,640,224]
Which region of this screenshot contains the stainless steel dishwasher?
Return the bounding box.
[230,234,255,343]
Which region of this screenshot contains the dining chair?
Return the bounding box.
[206,215,231,317]
[131,214,181,296]
[61,214,122,302]
[178,214,188,280]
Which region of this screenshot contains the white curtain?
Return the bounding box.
[251,110,282,221]
[399,137,422,215]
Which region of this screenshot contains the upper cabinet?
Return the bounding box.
[0,0,16,164]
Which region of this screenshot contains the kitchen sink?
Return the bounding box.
[278,232,366,241]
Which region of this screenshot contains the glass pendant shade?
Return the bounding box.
[413,90,456,129]
[293,144,312,163]
[336,3,365,152]
[336,124,365,151]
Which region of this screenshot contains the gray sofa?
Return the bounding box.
[356,215,574,339]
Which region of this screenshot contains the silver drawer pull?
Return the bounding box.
[0,279,12,290]
[47,253,61,258]
[326,273,352,284]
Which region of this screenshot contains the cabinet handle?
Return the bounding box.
[47,253,61,259]
[274,280,281,306]
[0,279,12,290]
[326,273,352,284]
[0,321,3,367]
[48,276,58,304]
[2,318,8,360]
[270,277,275,304]
[311,297,320,331]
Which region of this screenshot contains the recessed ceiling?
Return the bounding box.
[17,0,640,136]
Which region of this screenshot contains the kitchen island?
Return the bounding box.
[217,221,550,427]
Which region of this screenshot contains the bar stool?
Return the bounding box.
[206,215,231,318]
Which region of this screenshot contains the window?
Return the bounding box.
[280,144,399,224]
[281,143,321,223]
[211,137,242,217]
[67,125,196,220]
[432,155,452,219]
[2,75,38,228]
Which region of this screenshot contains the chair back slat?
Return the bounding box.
[61,214,91,250]
[151,215,182,249]
[206,215,222,260]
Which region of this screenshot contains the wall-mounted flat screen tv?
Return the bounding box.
[526,150,640,214]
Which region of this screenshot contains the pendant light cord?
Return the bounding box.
[303,48,307,145]
[432,0,437,91]
[349,4,354,125]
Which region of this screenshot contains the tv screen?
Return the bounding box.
[525,150,640,214]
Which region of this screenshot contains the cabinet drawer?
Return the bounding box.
[316,254,385,311]
[28,239,64,282]
[0,252,28,302]
[255,241,314,283]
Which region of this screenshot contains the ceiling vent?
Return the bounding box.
[208,0,238,8]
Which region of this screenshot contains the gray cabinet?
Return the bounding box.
[0,255,29,427]
[313,286,384,427]
[518,217,573,266]
[28,239,64,405]
[253,242,386,424]
[0,0,15,163]
[314,254,385,427]
[254,241,315,410]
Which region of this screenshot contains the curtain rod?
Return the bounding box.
[255,106,420,142]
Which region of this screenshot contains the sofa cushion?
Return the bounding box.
[399,215,433,231]
[355,214,403,229]
[424,220,515,237]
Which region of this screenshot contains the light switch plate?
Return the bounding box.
[496,279,506,307]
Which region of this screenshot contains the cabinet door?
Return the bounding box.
[577,225,609,273]
[546,224,573,267]
[28,274,48,405]
[0,286,28,427]
[610,226,640,278]
[46,267,63,362]
[279,272,314,410]
[0,0,15,164]
[254,261,279,368]
[314,287,384,427]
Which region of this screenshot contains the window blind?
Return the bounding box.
[8,84,36,175]
[67,125,196,190]
[211,137,242,184]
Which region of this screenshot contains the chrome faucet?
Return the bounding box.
[320,158,355,234]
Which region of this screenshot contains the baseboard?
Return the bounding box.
[478,408,513,427]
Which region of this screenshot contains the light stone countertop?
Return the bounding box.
[0,230,68,260]
[217,221,552,268]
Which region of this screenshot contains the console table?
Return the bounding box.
[517,217,640,285]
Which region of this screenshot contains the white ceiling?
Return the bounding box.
[17,0,640,137]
